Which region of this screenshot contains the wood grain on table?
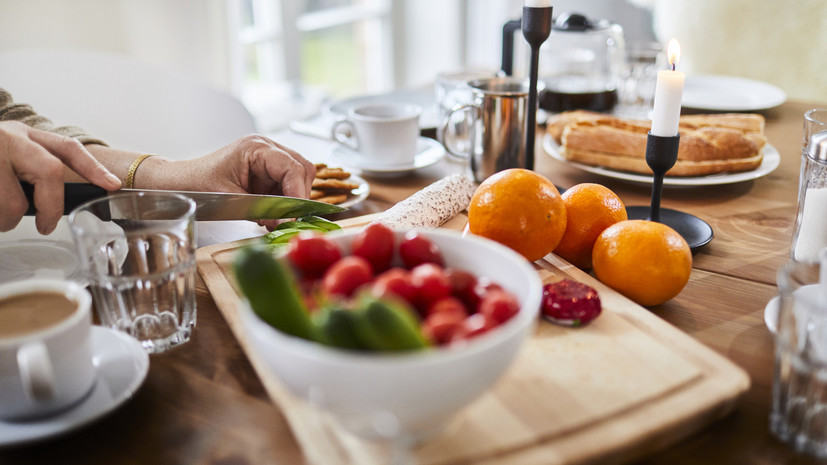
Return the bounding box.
[0,101,818,465]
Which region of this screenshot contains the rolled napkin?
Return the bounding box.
[371,174,477,229]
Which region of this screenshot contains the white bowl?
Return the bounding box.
[239,228,542,439]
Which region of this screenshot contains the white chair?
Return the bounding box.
[0,47,257,160]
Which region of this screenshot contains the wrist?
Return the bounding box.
[131,155,173,189]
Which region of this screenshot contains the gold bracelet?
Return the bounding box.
[124,154,155,189]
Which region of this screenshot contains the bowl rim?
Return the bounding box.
[241,227,542,367]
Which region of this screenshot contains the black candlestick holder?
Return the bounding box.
[522,5,552,171]
[626,132,714,251]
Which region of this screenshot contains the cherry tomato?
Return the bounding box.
[321,256,373,297]
[399,231,443,268]
[351,222,395,273]
[479,289,520,324]
[371,268,417,304]
[422,310,467,345]
[410,263,452,309]
[444,268,478,309]
[425,296,468,319]
[453,313,495,342]
[469,278,504,312]
[285,233,342,278]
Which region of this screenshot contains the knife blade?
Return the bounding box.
[20,181,347,221]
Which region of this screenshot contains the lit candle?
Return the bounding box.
[650,39,685,137]
[524,0,552,7]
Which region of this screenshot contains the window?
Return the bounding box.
[228,0,395,130]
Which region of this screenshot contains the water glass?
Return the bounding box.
[434,69,498,159]
[771,256,827,457]
[614,42,665,120]
[69,191,197,354]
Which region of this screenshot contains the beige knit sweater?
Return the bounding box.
[0,87,107,146]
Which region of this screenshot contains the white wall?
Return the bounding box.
[0,0,231,91]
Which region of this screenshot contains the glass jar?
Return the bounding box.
[791,130,827,263]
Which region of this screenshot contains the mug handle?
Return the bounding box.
[17,342,56,402]
[441,103,477,159]
[331,120,358,151]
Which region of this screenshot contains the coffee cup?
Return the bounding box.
[331,102,421,166]
[0,279,96,420]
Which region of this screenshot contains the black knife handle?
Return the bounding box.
[21,181,109,216]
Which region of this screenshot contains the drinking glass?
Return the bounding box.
[69,191,197,354]
[614,41,665,120]
[771,254,827,457]
[434,69,498,159]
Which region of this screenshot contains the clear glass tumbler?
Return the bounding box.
[614,41,665,120]
[434,69,498,159]
[772,256,827,457]
[69,191,197,354]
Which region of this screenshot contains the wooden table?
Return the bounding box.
[0,100,820,464]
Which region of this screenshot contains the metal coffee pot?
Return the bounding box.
[502,12,625,113]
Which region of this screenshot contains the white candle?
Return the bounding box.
[650,39,685,137]
[524,0,552,7]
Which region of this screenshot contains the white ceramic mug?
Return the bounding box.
[0,279,96,420]
[332,102,421,166]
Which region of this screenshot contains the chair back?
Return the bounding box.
[0,48,256,160]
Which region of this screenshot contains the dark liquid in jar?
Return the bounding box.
[540,89,617,113]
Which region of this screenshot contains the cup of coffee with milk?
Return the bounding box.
[0,279,96,420]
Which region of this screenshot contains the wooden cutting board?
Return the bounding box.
[196,213,749,465]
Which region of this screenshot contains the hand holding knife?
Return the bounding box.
[20,181,347,221]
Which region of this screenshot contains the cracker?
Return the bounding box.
[315,193,348,205]
[312,178,360,191]
[316,166,352,179]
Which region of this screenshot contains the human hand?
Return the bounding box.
[0,121,122,234]
[159,135,316,229]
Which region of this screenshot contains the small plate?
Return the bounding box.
[682,75,786,111]
[543,133,781,187]
[0,217,85,284]
[0,327,149,447]
[338,173,370,209]
[323,89,439,129]
[331,137,446,176]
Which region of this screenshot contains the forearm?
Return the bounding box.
[65,144,177,190]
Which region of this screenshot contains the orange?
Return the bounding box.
[592,220,692,307]
[468,168,566,262]
[553,183,627,269]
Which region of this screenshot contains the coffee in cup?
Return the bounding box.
[332,102,421,166]
[0,279,96,420]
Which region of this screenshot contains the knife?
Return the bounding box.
[20,181,347,221]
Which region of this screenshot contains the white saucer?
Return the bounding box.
[683,74,786,111]
[331,137,446,176]
[0,217,85,285]
[0,326,149,447]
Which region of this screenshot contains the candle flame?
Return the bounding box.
[667,39,681,70]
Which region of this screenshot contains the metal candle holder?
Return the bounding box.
[521,5,552,171]
[626,132,714,251]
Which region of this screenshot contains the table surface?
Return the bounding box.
[1,100,821,465]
